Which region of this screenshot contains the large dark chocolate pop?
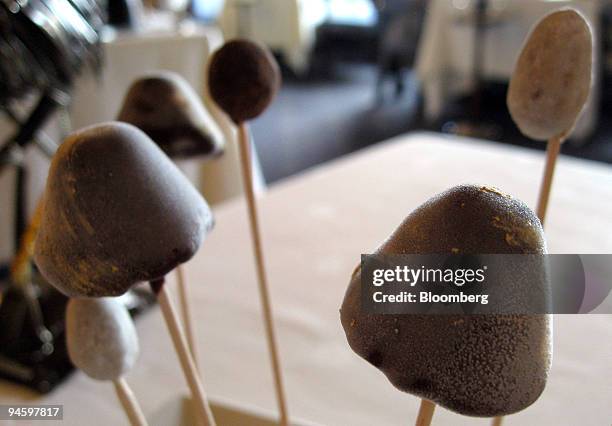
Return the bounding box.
[118,71,224,158]
[208,39,281,123]
[34,122,213,297]
[340,185,552,417]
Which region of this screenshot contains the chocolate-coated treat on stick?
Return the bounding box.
[118,71,225,366]
[118,71,224,158]
[340,185,552,418]
[208,39,280,124]
[208,39,289,426]
[34,122,213,297]
[507,8,593,223]
[34,122,216,426]
[66,297,147,426]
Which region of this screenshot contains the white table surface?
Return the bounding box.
[0,132,611,425]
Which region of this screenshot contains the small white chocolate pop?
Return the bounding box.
[66,297,147,426]
[507,9,593,224]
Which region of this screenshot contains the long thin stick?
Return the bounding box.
[491,417,503,426]
[176,265,199,369]
[415,399,436,426]
[113,377,149,426]
[151,280,216,426]
[495,138,560,426]
[536,137,562,225]
[237,123,289,426]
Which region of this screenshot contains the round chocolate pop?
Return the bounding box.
[34,122,213,297]
[507,9,593,142]
[340,184,551,417]
[118,71,224,158]
[207,39,281,123]
[207,39,290,424]
[66,297,139,381]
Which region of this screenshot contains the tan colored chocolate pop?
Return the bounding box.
[507,9,592,142]
[508,9,593,224]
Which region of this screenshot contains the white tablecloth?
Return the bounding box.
[1,132,610,425]
[415,0,602,142]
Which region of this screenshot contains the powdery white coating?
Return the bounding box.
[340,185,552,417]
[66,297,139,381]
[507,9,593,141]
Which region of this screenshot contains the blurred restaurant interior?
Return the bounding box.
[0,1,611,425]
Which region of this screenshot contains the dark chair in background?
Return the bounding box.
[374,0,426,102]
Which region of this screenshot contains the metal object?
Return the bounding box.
[0,0,106,394]
[0,0,104,104]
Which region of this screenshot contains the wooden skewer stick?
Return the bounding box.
[176,265,199,369]
[535,136,562,225]
[113,377,149,426]
[492,136,560,426]
[491,416,504,426]
[415,399,436,426]
[151,279,216,426]
[237,123,289,426]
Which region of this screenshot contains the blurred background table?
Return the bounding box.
[218,0,377,74]
[1,131,610,425]
[415,0,602,142]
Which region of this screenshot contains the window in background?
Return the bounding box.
[326,0,377,26]
[191,0,224,22]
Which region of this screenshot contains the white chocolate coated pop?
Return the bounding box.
[507,9,593,141]
[66,297,139,381]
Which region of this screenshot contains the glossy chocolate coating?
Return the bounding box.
[507,9,592,141]
[340,185,552,417]
[118,71,224,158]
[66,297,139,381]
[34,122,213,297]
[208,39,280,123]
